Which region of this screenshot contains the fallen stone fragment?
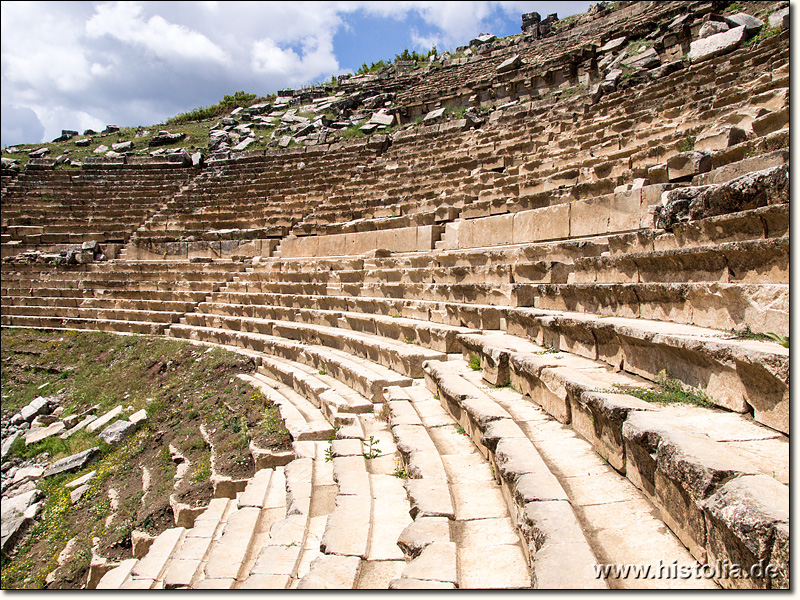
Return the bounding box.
[99,420,137,445]
[689,25,746,63]
[45,447,100,478]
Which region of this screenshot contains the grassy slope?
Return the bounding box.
[1,327,290,589]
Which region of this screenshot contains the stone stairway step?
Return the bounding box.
[500,309,789,434]
[245,373,334,441]
[425,353,788,588]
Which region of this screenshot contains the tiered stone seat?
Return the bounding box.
[1,164,195,257]
[1,260,243,335]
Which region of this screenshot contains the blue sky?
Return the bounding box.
[1,1,594,147]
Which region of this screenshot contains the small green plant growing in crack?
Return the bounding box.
[318,367,327,376]
[534,344,559,355]
[615,371,712,407]
[325,439,334,462]
[362,436,381,459]
[456,425,467,436]
[467,353,481,371]
[393,462,408,478]
[678,136,695,152]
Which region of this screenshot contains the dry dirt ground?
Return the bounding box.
[1,328,291,589]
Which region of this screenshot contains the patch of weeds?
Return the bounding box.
[748,24,782,47]
[616,371,712,407]
[678,136,695,152]
[324,440,334,462]
[734,327,788,347]
[318,367,327,376]
[456,425,467,436]
[625,39,653,56]
[339,125,365,139]
[361,436,381,459]
[392,464,408,479]
[467,353,482,371]
[535,345,559,355]
[191,452,211,483]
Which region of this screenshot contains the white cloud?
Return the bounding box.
[85,1,229,64]
[251,33,339,84]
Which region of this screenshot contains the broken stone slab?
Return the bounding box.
[1,515,31,554]
[1,488,43,521]
[702,475,788,589]
[45,447,100,478]
[369,111,395,126]
[423,108,446,124]
[405,479,455,519]
[496,54,522,73]
[19,396,53,422]
[129,409,147,425]
[86,405,123,433]
[99,420,137,445]
[470,33,496,47]
[698,20,729,39]
[647,59,685,80]
[111,141,133,152]
[149,131,186,147]
[726,13,763,34]
[389,578,456,589]
[768,7,789,30]
[1,433,20,460]
[65,470,96,489]
[401,541,458,585]
[25,421,65,446]
[28,147,49,158]
[599,35,627,53]
[93,145,109,154]
[397,516,451,558]
[232,137,256,151]
[296,555,361,589]
[667,150,712,181]
[694,126,747,152]
[688,25,746,63]
[622,47,660,69]
[655,164,788,229]
[70,484,90,504]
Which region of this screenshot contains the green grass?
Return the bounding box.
[748,24,782,47]
[616,371,713,407]
[678,136,695,152]
[467,353,482,371]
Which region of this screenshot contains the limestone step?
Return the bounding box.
[177,315,444,380]
[571,238,789,285]
[462,319,789,434]
[422,359,720,589]
[384,384,534,588]
[0,314,171,336]
[195,302,473,353]
[243,373,335,441]
[533,281,788,337]
[424,356,788,588]
[607,204,789,255]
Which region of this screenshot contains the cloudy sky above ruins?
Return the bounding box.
[1,1,595,147]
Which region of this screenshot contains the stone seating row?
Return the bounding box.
[421,353,787,589]
[144,301,780,588]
